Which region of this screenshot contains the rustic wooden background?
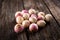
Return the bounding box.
[0,0,60,40]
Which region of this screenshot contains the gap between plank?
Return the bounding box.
[42,0,60,27]
[22,0,29,40]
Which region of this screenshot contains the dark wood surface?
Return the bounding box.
[0,0,60,40]
[43,0,60,26]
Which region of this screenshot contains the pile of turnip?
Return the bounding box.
[14,8,52,33]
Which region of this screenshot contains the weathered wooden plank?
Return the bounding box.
[0,0,27,40]
[43,0,60,26]
[23,0,60,40]
[37,0,60,40]
[23,0,40,40]
[0,0,4,40]
[0,0,3,15]
[0,0,3,26]
[15,0,27,40]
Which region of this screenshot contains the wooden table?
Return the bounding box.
[0,0,60,40]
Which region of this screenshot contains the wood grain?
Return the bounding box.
[37,0,60,40]
[0,0,60,40]
[43,0,60,26]
[23,0,39,40]
[0,0,27,40]
[23,0,60,40]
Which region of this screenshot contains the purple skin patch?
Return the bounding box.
[22,10,28,13]
[30,24,38,32]
[38,16,43,20]
[19,26,24,32]
[15,13,22,18]
[32,25,38,31]
[31,14,37,18]
[14,25,24,33]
